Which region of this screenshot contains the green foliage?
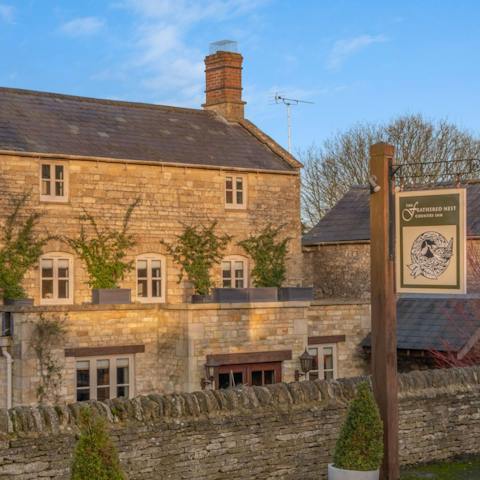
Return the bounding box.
[30,314,67,403]
[333,382,384,471]
[162,221,231,295]
[66,199,140,289]
[0,193,52,300]
[71,408,126,480]
[238,224,290,288]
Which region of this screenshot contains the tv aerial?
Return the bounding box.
[274,94,314,153]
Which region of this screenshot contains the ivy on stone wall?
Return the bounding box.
[162,221,231,295]
[65,199,140,289]
[238,224,290,288]
[0,193,53,300]
[30,314,67,404]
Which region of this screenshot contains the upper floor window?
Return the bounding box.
[40,162,68,202]
[40,253,73,305]
[307,344,337,381]
[136,254,166,303]
[221,256,248,288]
[225,175,246,208]
[76,356,133,402]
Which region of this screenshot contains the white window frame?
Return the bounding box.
[221,255,248,288]
[225,174,246,209]
[307,343,338,381]
[75,355,135,402]
[136,254,166,303]
[39,161,69,203]
[39,253,74,305]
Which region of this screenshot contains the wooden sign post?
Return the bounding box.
[369,143,399,480]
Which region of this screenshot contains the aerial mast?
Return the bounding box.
[274,94,313,153]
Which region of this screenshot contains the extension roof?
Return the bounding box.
[303,183,480,245]
[362,296,480,353]
[0,87,299,172]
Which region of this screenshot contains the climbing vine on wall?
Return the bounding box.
[30,314,67,404]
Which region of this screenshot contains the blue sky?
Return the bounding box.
[1,1,480,153]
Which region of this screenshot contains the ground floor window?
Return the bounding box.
[307,344,337,380]
[76,355,133,402]
[216,362,281,389]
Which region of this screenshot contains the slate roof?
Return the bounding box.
[0,87,296,172]
[362,296,480,352]
[303,183,480,245]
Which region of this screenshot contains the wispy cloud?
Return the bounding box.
[111,0,268,106]
[0,4,14,23]
[327,34,387,70]
[60,17,105,37]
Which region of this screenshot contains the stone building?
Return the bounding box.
[0,42,362,409]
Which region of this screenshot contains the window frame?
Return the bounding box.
[221,255,248,288]
[39,252,74,305]
[307,343,338,381]
[135,254,166,303]
[39,161,69,203]
[215,361,282,389]
[224,174,247,209]
[75,354,135,402]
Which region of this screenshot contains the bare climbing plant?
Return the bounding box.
[30,314,67,404]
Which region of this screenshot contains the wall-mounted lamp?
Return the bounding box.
[295,348,315,381]
[201,358,220,390]
[369,175,381,194]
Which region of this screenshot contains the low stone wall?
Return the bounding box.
[1,367,480,479]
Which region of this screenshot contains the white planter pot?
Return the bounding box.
[328,464,379,480]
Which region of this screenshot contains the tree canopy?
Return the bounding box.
[300,114,480,228]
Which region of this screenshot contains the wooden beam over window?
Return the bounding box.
[206,350,292,366]
[65,344,145,357]
[308,335,346,345]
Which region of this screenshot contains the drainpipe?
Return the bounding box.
[1,345,12,410]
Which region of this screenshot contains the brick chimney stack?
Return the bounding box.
[203,40,246,122]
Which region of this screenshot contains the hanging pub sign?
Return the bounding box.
[395,188,466,294]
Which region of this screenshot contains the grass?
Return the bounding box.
[401,456,480,479]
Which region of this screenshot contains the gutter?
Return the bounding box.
[0,150,299,176]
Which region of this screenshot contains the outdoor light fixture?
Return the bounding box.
[369,175,381,194]
[295,348,315,381]
[201,358,219,390]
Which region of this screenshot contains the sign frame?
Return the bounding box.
[395,188,467,294]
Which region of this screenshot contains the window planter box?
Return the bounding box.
[328,464,379,480]
[3,298,34,307]
[92,289,131,305]
[277,287,313,302]
[212,288,278,303]
[247,287,278,302]
[213,288,249,303]
[191,294,215,304]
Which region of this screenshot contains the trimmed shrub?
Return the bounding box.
[71,408,126,480]
[333,382,384,471]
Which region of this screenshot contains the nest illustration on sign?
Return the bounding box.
[408,231,454,280]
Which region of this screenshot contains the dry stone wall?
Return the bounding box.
[1,367,480,479]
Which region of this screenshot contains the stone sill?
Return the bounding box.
[0,300,311,313]
[311,298,371,306]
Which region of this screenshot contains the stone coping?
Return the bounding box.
[311,298,370,306]
[0,300,311,314]
[2,366,479,436]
